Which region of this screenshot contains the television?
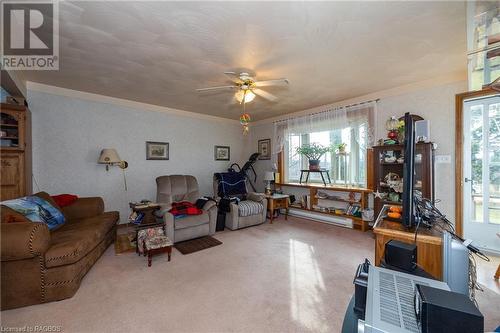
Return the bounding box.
[402,112,416,229]
[442,231,470,296]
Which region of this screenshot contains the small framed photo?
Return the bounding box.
[258,139,271,160]
[146,141,169,160]
[214,145,230,161]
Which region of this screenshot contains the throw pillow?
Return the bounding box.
[51,194,78,207]
[2,196,66,230]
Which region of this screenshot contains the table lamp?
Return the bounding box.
[264,171,275,195]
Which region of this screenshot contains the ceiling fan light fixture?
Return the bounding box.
[235,90,256,104]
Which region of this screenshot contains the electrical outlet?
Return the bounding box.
[435,155,451,164]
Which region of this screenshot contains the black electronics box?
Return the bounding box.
[384,239,417,272]
[353,259,370,319]
[216,211,226,231]
[414,284,484,333]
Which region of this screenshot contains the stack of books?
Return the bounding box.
[345,204,361,217]
[128,211,145,224]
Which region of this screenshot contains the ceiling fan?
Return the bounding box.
[196,72,289,103]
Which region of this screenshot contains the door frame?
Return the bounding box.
[455,87,497,237]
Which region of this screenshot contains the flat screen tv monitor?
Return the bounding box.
[402,112,415,229]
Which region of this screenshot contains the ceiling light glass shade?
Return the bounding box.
[235,90,256,104]
[98,148,121,164]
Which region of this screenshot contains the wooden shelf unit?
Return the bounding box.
[275,182,372,231]
[372,143,435,220]
[0,103,32,200]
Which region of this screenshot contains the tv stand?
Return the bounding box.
[373,219,443,279]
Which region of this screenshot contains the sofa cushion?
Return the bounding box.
[174,212,209,230]
[238,200,264,217]
[45,211,118,268]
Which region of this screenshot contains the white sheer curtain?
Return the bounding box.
[271,101,377,164]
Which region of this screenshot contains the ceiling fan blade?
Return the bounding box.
[253,88,278,102]
[196,85,238,92]
[254,78,289,87]
[223,72,243,83]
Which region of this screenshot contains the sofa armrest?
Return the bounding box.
[62,197,104,221]
[1,222,50,261]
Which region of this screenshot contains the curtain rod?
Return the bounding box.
[273,98,379,124]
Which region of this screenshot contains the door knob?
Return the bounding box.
[464,177,472,183]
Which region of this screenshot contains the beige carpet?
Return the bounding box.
[1,217,499,332]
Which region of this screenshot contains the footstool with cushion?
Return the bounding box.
[137,225,173,267]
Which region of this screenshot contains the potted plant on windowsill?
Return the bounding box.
[337,143,347,154]
[296,143,333,171]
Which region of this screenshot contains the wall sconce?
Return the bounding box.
[98,149,128,171]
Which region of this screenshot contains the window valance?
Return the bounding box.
[271,100,377,163]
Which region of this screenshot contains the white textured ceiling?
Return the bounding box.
[18,1,466,120]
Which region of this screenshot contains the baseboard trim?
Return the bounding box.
[287,208,354,229]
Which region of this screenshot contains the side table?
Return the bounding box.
[129,202,161,225]
[299,169,332,186]
[266,194,290,223]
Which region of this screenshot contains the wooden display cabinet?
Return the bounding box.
[1,103,32,200]
[372,142,435,220]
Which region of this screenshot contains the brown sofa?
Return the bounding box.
[1,192,119,310]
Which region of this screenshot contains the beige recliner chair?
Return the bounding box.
[213,176,267,230]
[156,175,217,243]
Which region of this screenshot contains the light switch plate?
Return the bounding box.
[435,155,451,164]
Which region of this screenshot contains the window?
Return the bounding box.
[284,121,369,187]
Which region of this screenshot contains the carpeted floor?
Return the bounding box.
[1,217,499,332]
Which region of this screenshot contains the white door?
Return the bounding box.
[463,95,500,254]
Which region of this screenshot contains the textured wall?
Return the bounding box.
[374,81,466,222]
[28,89,247,223]
[249,80,467,222]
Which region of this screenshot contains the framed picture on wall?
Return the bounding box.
[214,145,230,161]
[146,141,169,160]
[258,139,271,160]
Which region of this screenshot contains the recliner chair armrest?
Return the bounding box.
[247,192,266,203]
[154,203,172,218]
[202,200,217,211]
[1,222,50,261]
[160,211,175,242]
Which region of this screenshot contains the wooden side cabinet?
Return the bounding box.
[372,142,435,220]
[0,103,32,200]
[373,220,443,279]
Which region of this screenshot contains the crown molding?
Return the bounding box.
[253,70,467,125]
[26,81,240,125]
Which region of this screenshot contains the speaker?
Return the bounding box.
[415,120,430,142]
[414,284,484,333]
[385,240,417,272]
